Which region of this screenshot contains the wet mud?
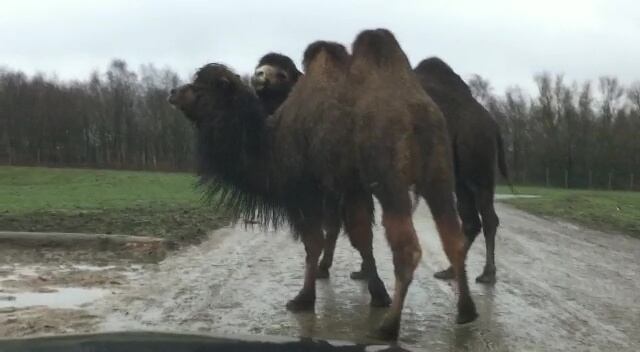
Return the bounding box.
[2,203,639,351]
[0,249,143,337]
[100,203,640,351]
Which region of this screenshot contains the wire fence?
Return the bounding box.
[508,168,637,191]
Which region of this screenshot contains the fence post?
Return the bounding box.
[608,172,613,190]
[564,169,569,189]
[588,170,593,189]
[546,168,550,187]
[631,173,634,191]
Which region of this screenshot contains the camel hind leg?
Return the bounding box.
[434,181,482,280]
[286,215,324,312]
[475,186,499,284]
[372,189,422,340]
[317,217,341,279]
[343,193,391,307]
[418,173,478,325]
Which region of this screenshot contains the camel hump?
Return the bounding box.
[351,28,407,68]
[302,41,349,71]
[415,57,452,74]
[414,57,472,97]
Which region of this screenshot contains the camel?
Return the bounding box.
[168,29,477,340]
[414,57,510,284]
[252,53,509,285]
[250,53,346,281]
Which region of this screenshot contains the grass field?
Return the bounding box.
[497,185,640,237]
[0,166,229,243]
[1,167,638,241]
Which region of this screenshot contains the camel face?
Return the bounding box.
[169,63,243,122]
[250,53,302,115]
[252,64,291,93]
[168,84,197,114]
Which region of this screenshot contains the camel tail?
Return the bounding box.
[496,129,515,194]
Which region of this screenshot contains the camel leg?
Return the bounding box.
[317,218,341,279]
[343,194,390,307]
[422,180,478,325]
[351,190,418,281]
[286,221,324,312]
[349,261,371,281]
[475,187,499,284]
[348,197,375,282]
[376,206,422,340]
[434,182,481,280]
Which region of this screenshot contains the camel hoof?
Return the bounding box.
[316,267,330,280]
[370,295,391,308]
[286,294,315,312]
[456,298,478,324]
[374,317,400,341]
[350,270,368,280]
[368,276,391,308]
[433,267,455,280]
[475,270,496,284]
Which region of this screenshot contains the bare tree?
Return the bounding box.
[468,74,494,107]
[1,62,638,189]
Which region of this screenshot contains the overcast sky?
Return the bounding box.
[1,0,639,94]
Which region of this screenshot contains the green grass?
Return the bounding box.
[3,167,637,242]
[0,166,229,243]
[496,185,640,237]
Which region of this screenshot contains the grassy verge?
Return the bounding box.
[496,185,640,237]
[4,167,637,241]
[0,166,229,244]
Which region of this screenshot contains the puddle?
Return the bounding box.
[0,274,21,282]
[67,265,118,272]
[0,287,107,309]
[495,194,540,200]
[0,266,39,278]
[0,267,40,283]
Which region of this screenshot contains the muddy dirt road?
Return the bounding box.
[2,202,639,351]
[87,202,637,351]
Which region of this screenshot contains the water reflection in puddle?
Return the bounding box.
[0,287,107,309]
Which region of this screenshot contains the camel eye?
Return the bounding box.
[276,72,288,80]
[255,71,264,77]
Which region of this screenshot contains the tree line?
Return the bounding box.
[0,60,194,171]
[1,59,639,190]
[470,73,640,190]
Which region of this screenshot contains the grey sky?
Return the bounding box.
[1,0,639,94]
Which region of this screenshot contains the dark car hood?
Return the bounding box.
[0,331,412,352]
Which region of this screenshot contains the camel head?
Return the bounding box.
[251,53,302,114]
[168,63,244,123]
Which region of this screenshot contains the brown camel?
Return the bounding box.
[168,29,477,340]
[250,53,346,281]
[413,57,509,284]
[252,56,507,284]
[330,58,510,284]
